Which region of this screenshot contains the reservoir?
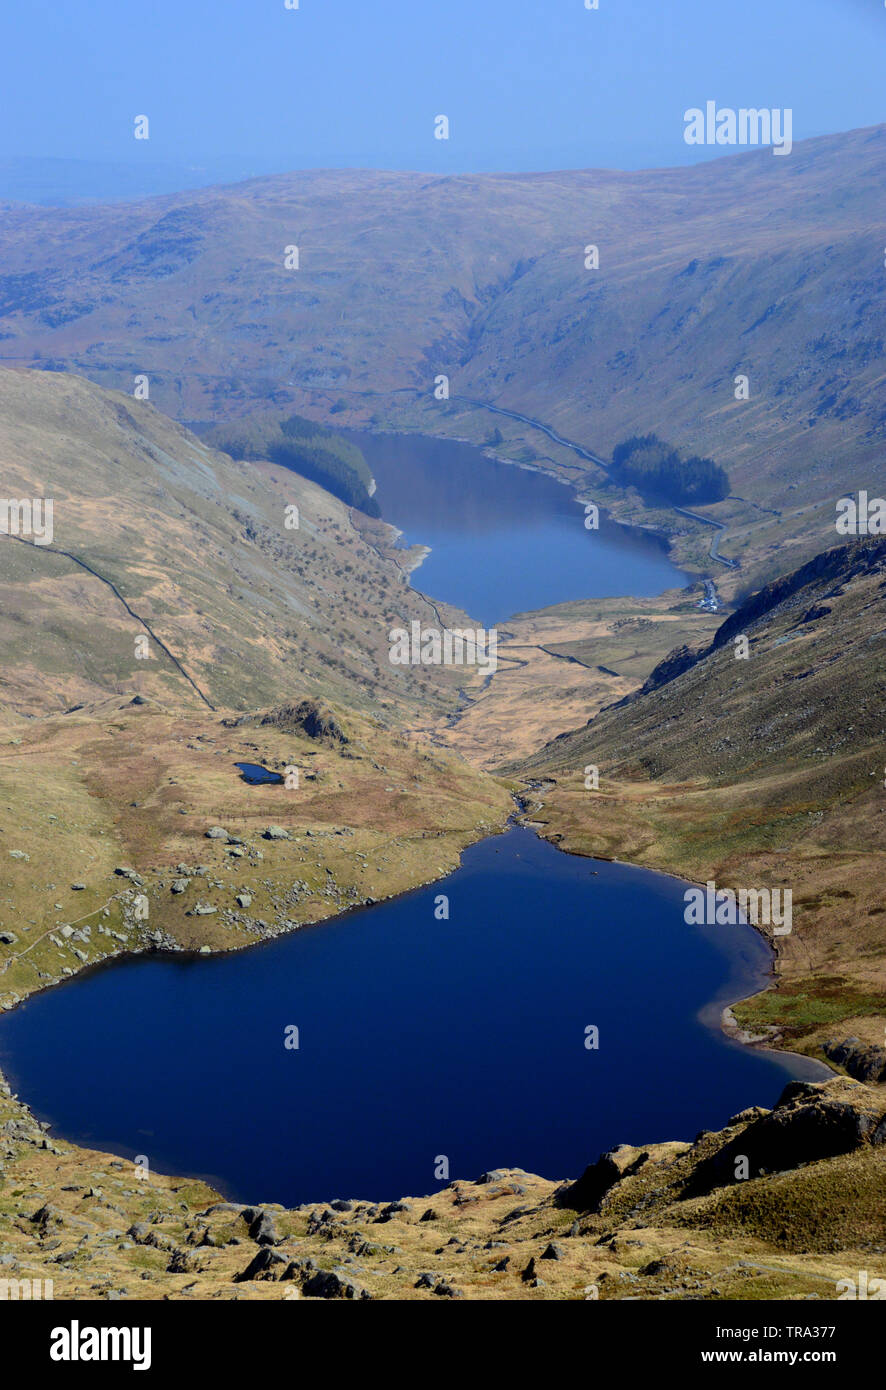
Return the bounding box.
[0,826,824,1209]
[349,430,686,625]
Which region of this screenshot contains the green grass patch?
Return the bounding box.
[733,977,886,1037]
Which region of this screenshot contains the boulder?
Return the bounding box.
[478,1168,509,1184]
[166,1248,203,1274]
[234,1247,290,1282]
[127,1224,174,1252]
[301,1268,370,1300]
[31,1203,63,1233]
[244,1207,284,1246]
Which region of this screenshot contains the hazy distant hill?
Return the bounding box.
[0,156,285,206]
[0,125,884,529]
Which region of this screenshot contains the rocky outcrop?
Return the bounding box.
[822,1038,886,1085]
[681,1078,886,1199]
[234,1247,290,1282]
[230,699,348,745]
[300,1267,371,1300]
[628,643,699,702]
[605,536,886,714]
[711,536,886,653]
[557,1143,656,1212]
[555,1079,886,1217]
[243,1207,284,1246]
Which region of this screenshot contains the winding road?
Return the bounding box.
[455,395,739,571]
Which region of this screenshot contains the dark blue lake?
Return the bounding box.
[235,762,282,785]
[0,827,824,1208]
[349,431,687,625]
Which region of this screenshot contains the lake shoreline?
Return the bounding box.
[0,810,834,1090]
[348,421,682,579]
[517,803,836,1082]
[0,820,830,1215]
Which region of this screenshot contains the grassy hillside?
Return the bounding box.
[0,367,468,719]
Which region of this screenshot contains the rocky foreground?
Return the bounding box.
[1,1072,884,1300]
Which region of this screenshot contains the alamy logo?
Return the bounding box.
[388,621,498,675]
[0,1277,53,1299]
[50,1321,151,1371]
[684,880,792,935]
[683,102,792,156]
[0,497,53,545]
[836,1271,886,1300]
[836,491,886,536]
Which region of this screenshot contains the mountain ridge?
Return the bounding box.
[1,124,883,593]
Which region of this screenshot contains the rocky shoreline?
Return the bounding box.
[1,1063,884,1300]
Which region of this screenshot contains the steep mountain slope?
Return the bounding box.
[516,537,886,1060]
[0,366,466,718]
[1,125,884,584]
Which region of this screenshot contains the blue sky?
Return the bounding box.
[0,0,883,177]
